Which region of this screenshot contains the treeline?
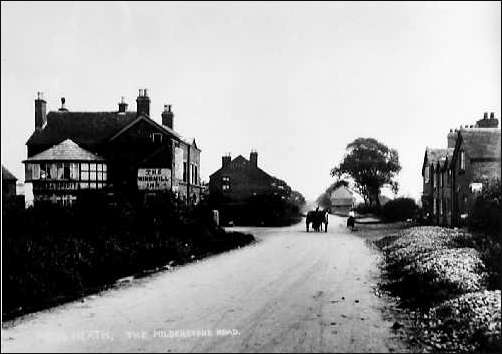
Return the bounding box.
[2,191,254,319]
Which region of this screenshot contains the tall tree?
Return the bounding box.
[330,138,401,206]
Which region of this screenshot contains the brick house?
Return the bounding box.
[421,112,501,226]
[23,90,203,206]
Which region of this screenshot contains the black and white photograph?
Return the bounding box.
[1,1,501,353]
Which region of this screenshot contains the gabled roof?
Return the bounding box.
[456,128,501,160]
[109,115,183,142]
[23,139,105,162]
[2,165,17,181]
[209,154,273,180]
[422,147,452,174]
[26,111,191,148]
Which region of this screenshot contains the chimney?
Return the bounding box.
[250,150,258,167]
[58,97,68,112]
[222,154,231,168]
[447,130,457,148]
[136,88,150,117]
[35,92,47,129]
[118,96,128,113]
[161,104,174,129]
[476,112,499,128]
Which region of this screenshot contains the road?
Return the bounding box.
[2,215,409,353]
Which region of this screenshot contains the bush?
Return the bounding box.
[2,192,255,319]
[469,178,501,236]
[381,197,418,221]
[354,203,381,215]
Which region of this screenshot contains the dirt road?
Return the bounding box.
[2,215,409,352]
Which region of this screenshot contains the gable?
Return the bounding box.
[108,115,182,143]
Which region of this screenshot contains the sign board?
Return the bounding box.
[137,168,171,190]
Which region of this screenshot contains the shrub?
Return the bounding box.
[2,192,255,319]
[469,178,501,237]
[381,197,418,221]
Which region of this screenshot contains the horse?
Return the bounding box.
[306,208,329,232]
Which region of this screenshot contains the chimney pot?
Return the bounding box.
[484,112,488,120]
[59,97,68,111]
[490,112,495,119]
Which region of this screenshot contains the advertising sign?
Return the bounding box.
[137,168,171,190]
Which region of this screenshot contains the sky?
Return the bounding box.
[1,1,501,202]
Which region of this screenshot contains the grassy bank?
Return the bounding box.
[374,226,501,352]
[2,193,255,320]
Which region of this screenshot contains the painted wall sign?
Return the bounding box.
[137,168,171,190]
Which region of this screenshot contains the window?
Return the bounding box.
[222,176,230,191]
[440,172,444,188]
[460,150,465,170]
[183,162,187,182]
[80,163,89,181]
[424,165,430,183]
[433,198,437,215]
[439,199,443,215]
[194,165,198,185]
[151,133,163,144]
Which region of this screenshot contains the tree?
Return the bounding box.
[330,138,401,207]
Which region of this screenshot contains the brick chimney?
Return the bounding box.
[476,111,499,128]
[35,92,47,129]
[222,154,231,168]
[118,96,128,113]
[161,104,174,129]
[136,88,150,117]
[250,150,258,167]
[447,129,457,148]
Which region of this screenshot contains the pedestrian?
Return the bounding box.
[347,209,355,230]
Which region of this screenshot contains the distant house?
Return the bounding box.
[329,185,363,214]
[23,90,202,206]
[209,151,290,204]
[421,112,501,226]
[2,165,17,201]
[2,165,25,209]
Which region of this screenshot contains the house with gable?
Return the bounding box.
[24,90,203,206]
[421,112,501,226]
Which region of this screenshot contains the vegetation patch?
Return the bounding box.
[376,226,501,352]
[2,192,255,320]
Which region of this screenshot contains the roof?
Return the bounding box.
[27,111,138,146]
[209,154,274,180]
[23,139,105,162]
[2,165,17,181]
[457,128,501,159]
[26,111,189,147]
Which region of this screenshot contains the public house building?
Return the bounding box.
[421,112,501,226]
[24,90,202,206]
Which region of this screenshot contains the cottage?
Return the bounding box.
[329,185,364,214]
[24,90,202,206]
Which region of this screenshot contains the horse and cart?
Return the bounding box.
[306,207,329,232]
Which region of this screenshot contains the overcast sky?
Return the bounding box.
[2,1,501,201]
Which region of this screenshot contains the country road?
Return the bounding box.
[2,215,410,353]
